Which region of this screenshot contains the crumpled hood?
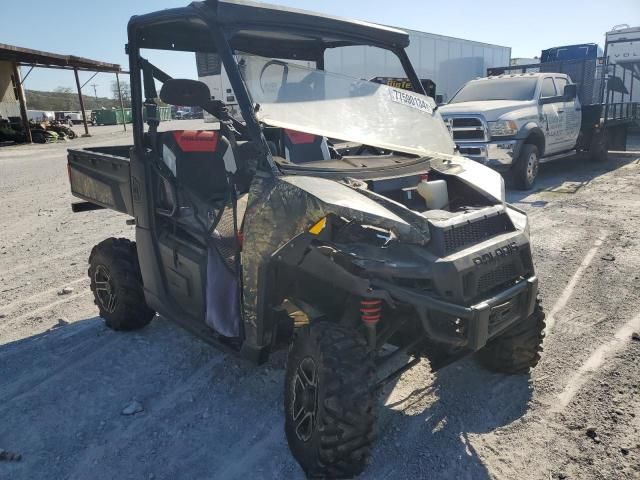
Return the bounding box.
[440,100,534,120]
[281,176,430,245]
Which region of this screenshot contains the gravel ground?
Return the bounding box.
[1,124,639,479]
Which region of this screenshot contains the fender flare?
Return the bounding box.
[517,123,546,158]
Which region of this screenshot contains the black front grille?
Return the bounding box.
[452,118,482,128]
[443,214,511,254]
[449,117,486,142]
[477,263,518,294]
[453,129,485,141]
[459,147,482,156]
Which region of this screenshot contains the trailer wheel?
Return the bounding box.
[512,144,540,190]
[477,299,546,374]
[589,130,608,162]
[88,238,155,331]
[285,322,376,478]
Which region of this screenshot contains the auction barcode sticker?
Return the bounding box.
[389,89,433,115]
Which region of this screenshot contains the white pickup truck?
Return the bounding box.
[440,73,607,189]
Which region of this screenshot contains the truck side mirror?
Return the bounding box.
[160,79,211,107]
[564,84,577,101]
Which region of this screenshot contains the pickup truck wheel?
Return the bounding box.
[477,299,546,374]
[285,322,376,478]
[88,238,155,331]
[512,144,540,190]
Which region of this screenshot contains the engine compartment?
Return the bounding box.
[365,170,496,216]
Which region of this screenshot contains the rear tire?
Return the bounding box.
[285,322,376,478]
[88,238,155,331]
[512,144,540,190]
[478,300,546,374]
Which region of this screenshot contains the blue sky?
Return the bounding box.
[4,0,639,98]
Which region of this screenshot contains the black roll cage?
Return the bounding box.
[126,0,425,174]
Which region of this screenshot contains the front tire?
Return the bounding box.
[478,300,546,374]
[512,144,540,190]
[285,322,377,478]
[88,238,155,331]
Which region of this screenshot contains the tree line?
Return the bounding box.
[25,81,132,112]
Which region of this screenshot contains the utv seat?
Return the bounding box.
[276,80,331,164]
[158,129,249,264]
[159,130,238,203]
[282,128,331,164]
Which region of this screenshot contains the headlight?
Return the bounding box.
[488,120,518,137]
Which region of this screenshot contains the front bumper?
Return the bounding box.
[372,276,538,351]
[457,139,520,171]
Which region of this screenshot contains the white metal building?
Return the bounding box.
[0,61,20,119]
[198,26,510,115]
[324,28,510,102]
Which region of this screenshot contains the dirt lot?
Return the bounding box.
[1,125,639,479]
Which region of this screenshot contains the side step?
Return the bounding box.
[539,150,578,164]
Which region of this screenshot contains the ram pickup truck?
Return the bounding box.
[440,73,606,189]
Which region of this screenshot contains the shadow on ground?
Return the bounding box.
[367,355,532,479]
[0,315,533,480]
[506,152,639,205]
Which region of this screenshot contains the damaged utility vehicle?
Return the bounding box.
[67,0,545,477]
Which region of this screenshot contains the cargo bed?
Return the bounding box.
[67,146,134,216]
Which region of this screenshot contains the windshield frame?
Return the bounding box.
[218,21,433,174]
[128,7,431,175]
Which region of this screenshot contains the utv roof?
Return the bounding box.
[128,0,410,60]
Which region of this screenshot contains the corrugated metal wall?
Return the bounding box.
[0,61,20,119]
[324,30,511,102]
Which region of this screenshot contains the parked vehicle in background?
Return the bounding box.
[371,76,437,100]
[441,25,640,189]
[55,111,87,125]
[27,110,54,122]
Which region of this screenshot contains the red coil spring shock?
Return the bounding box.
[360,299,382,325]
[361,299,382,350]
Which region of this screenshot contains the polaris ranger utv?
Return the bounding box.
[67,1,545,476]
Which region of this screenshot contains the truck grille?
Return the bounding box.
[443,214,512,254]
[477,263,518,294]
[448,117,487,142]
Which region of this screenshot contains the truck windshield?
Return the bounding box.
[449,77,538,103]
[238,55,455,158]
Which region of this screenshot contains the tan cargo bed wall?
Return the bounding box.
[67,146,134,216]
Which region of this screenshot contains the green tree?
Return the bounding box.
[111,80,131,107]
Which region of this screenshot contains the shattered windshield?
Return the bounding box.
[238,55,455,158]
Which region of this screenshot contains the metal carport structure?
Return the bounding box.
[0,43,126,143]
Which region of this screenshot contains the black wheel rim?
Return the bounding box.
[526,151,539,185]
[94,265,117,313]
[292,357,318,443]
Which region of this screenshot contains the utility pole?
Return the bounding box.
[115,72,126,132]
[90,84,99,101]
[74,68,90,137]
[12,62,32,143]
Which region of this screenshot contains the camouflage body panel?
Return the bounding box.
[240,172,430,348]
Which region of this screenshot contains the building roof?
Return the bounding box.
[0,43,122,73]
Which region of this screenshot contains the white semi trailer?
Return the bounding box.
[324,28,510,103]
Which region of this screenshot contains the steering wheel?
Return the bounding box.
[259,60,289,95]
